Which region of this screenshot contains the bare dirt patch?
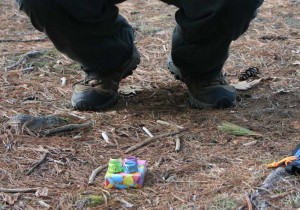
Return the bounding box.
[0,0,299,209]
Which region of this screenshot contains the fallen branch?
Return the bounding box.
[0,188,38,193]
[25,152,48,175]
[125,128,188,154]
[4,50,45,71]
[88,164,108,185]
[249,167,289,210]
[44,121,93,136]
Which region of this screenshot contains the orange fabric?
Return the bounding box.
[267,156,297,168]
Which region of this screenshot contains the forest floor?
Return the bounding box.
[0,0,299,209]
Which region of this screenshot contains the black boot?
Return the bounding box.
[168,56,236,109]
[71,47,140,111]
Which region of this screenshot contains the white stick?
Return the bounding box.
[37,200,50,209]
[163,45,167,52]
[142,127,153,137]
[243,140,258,146]
[156,120,184,129]
[175,136,181,152]
[101,132,110,143]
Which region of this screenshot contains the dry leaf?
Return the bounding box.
[115,197,134,208]
[230,78,262,90]
[243,140,258,146]
[4,193,19,205]
[119,85,144,95]
[52,64,62,69]
[37,200,50,209]
[35,187,49,197]
[292,61,300,65]
[290,121,300,130]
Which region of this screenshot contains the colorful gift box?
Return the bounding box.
[104,158,147,189]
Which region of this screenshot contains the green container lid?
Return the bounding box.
[108,159,123,173]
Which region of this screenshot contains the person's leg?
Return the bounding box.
[163,0,263,108]
[17,0,140,111]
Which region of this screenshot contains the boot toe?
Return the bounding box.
[71,89,118,111]
[189,85,236,109]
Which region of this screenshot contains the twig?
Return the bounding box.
[259,35,288,41]
[100,132,108,140]
[142,126,153,137]
[0,188,38,193]
[243,140,258,146]
[88,164,108,185]
[269,190,295,199]
[171,192,187,203]
[100,188,110,196]
[125,128,188,154]
[8,67,34,73]
[265,201,283,210]
[44,121,93,136]
[162,180,209,183]
[101,192,108,207]
[25,152,48,175]
[47,157,66,165]
[245,196,253,210]
[155,156,163,167]
[37,200,50,209]
[0,37,48,43]
[4,50,45,71]
[253,187,272,194]
[156,120,184,129]
[101,132,111,144]
[21,67,34,73]
[175,136,181,152]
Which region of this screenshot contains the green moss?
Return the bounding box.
[211,197,239,210]
[76,194,105,208]
[87,195,104,207]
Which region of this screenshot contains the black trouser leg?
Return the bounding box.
[162,0,264,79]
[16,0,134,77]
[18,0,263,80]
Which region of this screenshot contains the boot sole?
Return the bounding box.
[188,89,236,109]
[167,56,236,109]
[72,94,118,111]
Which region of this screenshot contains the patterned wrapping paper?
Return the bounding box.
[104,160,147,189]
